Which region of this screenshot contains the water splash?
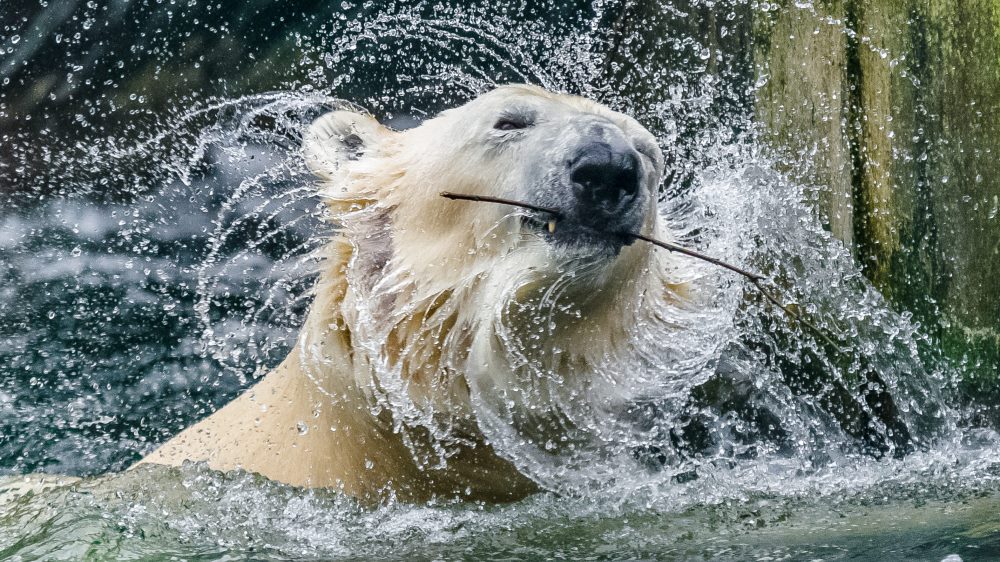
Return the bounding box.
[1,0,997,558]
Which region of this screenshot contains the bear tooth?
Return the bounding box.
[547,220,556,234]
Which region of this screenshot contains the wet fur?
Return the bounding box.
[139,85,686,503]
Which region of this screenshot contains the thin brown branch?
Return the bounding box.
[440,191,759,280]
[441,191,563,218]
[750,279,846,352]
[627,232,764,281]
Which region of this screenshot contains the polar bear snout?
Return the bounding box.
[553,123,649,244]
[569,141,642,217]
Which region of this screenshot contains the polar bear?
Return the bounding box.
[138,84,683,503]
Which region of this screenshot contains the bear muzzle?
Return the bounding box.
[531,138,646,256]
[514,121,651,258]
[569,140,642,217]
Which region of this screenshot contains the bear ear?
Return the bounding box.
[303,110,392,180]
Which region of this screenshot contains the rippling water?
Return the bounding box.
[2,1,999,559]
[4,459,1000,559]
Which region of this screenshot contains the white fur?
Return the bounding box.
[139,85,687,503]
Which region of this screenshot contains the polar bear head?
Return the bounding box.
[301,85,681,468]
[305,84,667,283]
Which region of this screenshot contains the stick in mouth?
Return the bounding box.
[440,190,844,351]
[440,191,761,280]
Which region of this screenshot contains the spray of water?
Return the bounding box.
[1,1,997,559]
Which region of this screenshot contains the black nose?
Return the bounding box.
[569,143,641,213]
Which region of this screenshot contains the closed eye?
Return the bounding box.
[493,111,534,131]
